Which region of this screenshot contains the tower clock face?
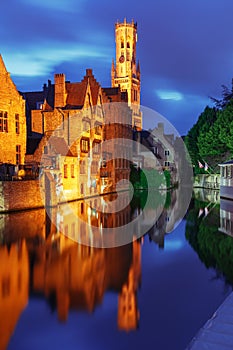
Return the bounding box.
[119,55,125,63]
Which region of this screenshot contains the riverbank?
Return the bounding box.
[187,291,233,349]
[0,179,129,213]
[193,174,220,190]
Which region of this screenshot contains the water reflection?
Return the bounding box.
[219,198,233,237]
[0,241,29,350]
[186,190,233,285]
[0,189,182,349]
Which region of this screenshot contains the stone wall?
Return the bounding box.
[0,180,44,212]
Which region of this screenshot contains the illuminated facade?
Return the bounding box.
[25,69,105,198]
[0,240,29,350]
[111,19,142,129]
[0,55,26,166]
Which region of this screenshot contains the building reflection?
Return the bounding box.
[32,191,143,330]
[0,240,29,350]
[219,198,233,237]
[0,190,181,348]
[185,193,233,286]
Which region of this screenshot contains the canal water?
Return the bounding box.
[1,189,233,350]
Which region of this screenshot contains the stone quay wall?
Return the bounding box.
[0,180,44,212]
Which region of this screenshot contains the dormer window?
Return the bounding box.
[36,101,44,110]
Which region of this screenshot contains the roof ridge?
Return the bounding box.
[0,54,8,74]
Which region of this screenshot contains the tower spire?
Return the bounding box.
[112,19,142,129]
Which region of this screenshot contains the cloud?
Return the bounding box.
[156,90,183,101]
[4,45,111,77]
[19,0,86,13]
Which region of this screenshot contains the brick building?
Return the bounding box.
[0,55,26,166]
[23,67,133,198]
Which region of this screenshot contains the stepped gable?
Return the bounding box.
[82,69,101,106]
[65,69,102,109]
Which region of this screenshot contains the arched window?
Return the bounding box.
[127,42,130,49]
[94,122,102,135]
[121,37,124,48]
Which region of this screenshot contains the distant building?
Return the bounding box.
[0,55,26,166]
[133,123,177,173]
[219,160,233,200]
[219,198,233,236]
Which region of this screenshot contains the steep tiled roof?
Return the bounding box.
[44,84,54,110]
[66,81,87,109]
[49,136,74,156]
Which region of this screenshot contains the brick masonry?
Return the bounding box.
[0,180,44,212]
[0,55,26,164]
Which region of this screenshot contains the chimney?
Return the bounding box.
[86,69,93,77]
[157,122,164,136]
[54,73,66,108]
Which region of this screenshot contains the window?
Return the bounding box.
[44,146,48,154]
[221,167,224,177]
[0,111,8,132]
[18,272,22,292]
[81,138,89,152]
[71,164,75,178]
[15,114,20,134]
[94,123,102,135]
[224,167,227,178]
[80,184,84,195]
[64,164,68,178]
[121,40,124,48]
[165,150,170,156]
[2,277,10,298]
[165,161,170,167]
[227,166,232,178]
[16,145,21,164]
[71,222,75,238]
[127,42,130,49]
[80,160,85,174]
[91,160,98,174]
[36,101,44,110]
[64,225,68,236]
[93,141,100,154]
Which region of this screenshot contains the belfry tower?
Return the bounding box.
[111,18,142,129]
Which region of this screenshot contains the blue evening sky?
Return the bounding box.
[1,0,233,135]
